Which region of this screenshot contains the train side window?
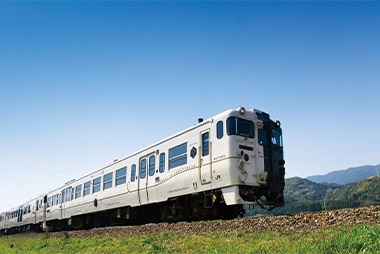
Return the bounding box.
[140,159,147,179]
[131,164,136,182]
[169,143,187,169]
[75,185,82,199]
[116,167,127,186]
[202,132,209,156]
[83,181,91,196]
[93,177,101,193]
[103,172,113,190]
[149,155,155,176]
[217,121,223,139]
[159,153,165,173]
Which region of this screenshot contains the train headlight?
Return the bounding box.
[275,120,281,127]
[239,107,246,115]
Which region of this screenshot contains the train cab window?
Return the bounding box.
[271,130,283,147]
[258,129,267,146]
[217,121,223,139]
[83,181,91,196]
[103,172,113,190]
[202,132,209,156]
[116,167,127,186]
[93,177,101,193]
[75,185,82,199]
[131,164,136,182]
[149,155,155,176]
[169,143,187,169]
[227,117,254,138]
[140,159,147,179]
[159,153,165,173]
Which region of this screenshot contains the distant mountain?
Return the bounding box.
[306,164,380,185]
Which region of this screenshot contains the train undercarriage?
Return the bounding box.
[1,189,244,235]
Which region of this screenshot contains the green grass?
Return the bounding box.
[1,224,380,253]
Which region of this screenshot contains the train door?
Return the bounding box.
[137,156,149,205]
[60,187,71,219]
[258,126,273,182]
[17,208,22,222]
[200,129,212,184]
[60,190,65,219]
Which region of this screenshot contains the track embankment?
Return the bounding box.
[41,205,380,238]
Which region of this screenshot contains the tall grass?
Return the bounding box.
[1,224,379,253]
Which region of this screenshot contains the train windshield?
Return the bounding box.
[271,130,283,147]
[227,117,254,138]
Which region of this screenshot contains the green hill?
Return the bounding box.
[284,177,341,202]
[246,176,380,216]
[328,176,380,207]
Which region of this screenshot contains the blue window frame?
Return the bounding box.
[149,155,155,176]
[202,132,209,156]
[116,167,127,186]
[93,177,101,193]
[140,159,147,179]
[103,172,113,190]
[83,181,91,197]
[75,185,82,199]
[169,143,187,169]
[131,164,136,182]
[159,153,165,173]
[217,121,223,139]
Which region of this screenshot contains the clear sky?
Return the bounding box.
[1,2,379,212]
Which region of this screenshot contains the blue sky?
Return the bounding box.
[1,2,379,212]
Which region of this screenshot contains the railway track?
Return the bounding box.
[14,205,374,238]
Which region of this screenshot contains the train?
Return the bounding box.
[0,107,285,234]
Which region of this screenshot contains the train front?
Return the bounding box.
[229,107,285,210]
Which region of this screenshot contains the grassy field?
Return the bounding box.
[1,224,379,253]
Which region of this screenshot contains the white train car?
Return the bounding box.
[1,107,285,233]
